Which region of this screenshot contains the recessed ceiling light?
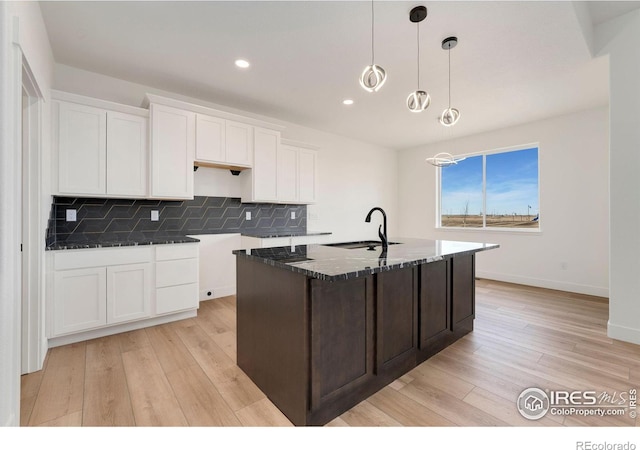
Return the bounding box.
[342,99,354,105]
[235,59,250,69]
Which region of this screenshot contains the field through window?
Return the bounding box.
[440,146,539,229]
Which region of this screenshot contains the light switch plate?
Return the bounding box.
[66,209,77,222]
[291,211,296,220]
[246,211,252,220]
[151,210,159,221]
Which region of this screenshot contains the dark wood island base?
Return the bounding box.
[236,250,481,426]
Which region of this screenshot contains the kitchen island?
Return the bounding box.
[232,238,499,426]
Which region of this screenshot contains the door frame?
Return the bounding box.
[21,57,45,374]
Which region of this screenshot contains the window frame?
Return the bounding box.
[436,143,541,233]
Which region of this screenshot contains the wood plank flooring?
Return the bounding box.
[21,279,640,427]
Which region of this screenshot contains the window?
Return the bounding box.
[439,146,539,230]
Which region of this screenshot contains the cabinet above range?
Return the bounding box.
[145,94,318,205]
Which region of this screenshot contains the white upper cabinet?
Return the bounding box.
[54,93,148,198]
[243,127,279,202]
[149,103,195,200]
[195,115,253,168]
[274,143,317,204]
[225,120,253,167]
[195,114,225,163]
[58,102,107,195]
[297,148,317,204]
[277,144,299,202]
[106,112,148,197]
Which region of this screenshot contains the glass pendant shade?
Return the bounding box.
[439,107,460,126]
[360,64,387,92]
[407,90,431,112]
[360,0,386,93]
[439,36,460,127]
[406,6,429,113]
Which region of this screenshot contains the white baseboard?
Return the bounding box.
[48,309,197,348]
[475,270,609,298]
[608,321,640,345]
[3,412,16,427]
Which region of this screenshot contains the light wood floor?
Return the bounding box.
[21,279,640,427]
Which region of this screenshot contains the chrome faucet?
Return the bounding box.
[365,207,388,250]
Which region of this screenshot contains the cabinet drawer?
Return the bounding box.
[156,243,199,261]
[156,283,198,315]
[54,247,153,270]
[156,258,198,287]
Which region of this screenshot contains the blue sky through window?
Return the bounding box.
[486,148,538,216]
[441,147,539,221]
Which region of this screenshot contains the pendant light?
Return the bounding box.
[439,36,460,126]
[359,0,387,92]
[425,152,466,167]
[407,6,430,113]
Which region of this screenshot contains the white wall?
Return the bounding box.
[595,10,640,344]
[53,64,399,243]
[1,0,54,427]
[398,107,609,297]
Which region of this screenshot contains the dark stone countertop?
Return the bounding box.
[232,237,499,282]
[46,233,200,251]
[240,231,332,239]
[45,230,332,251]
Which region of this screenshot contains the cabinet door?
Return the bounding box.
[298,148,317,204]
[419,259,451,350]
[156,283,199,315]
[106,112,147,197]
[53,267,107,336]
[149,104,195,199]
[195,114,226,163]
[58,102,107,195]
[225,120,253,166]
[452,254,475,329]
[310,276,375,411]
[106,263,151,324]
[376,267,417,374]
[277,144,298,202]
[252,127,279,201]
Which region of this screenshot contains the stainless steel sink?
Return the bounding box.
[323,240,401,250]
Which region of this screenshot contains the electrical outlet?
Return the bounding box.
[291,211,296,220]
[151,210,159,221]
[66,209,77,222]
[246,211,252,220]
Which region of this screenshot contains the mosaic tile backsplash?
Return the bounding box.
[46,196,306,247]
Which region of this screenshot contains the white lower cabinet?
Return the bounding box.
[155,244,199,315]
[48,243,198,342]
[106,263,152,324]
[155,245,199,314]
[53,267,107,336]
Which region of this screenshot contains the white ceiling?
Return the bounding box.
[39,1,638,150]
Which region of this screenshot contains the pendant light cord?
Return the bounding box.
[371,0,375,65]
[417,22,420,88]
[448,44,451,108]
